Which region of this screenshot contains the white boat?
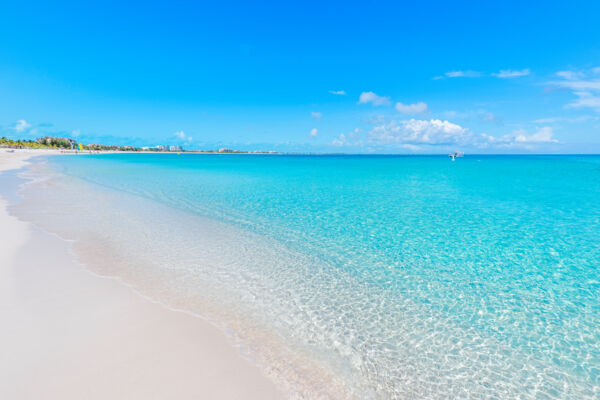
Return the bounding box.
[448,151,464,161]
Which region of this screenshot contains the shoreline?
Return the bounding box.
[0,150,283,399]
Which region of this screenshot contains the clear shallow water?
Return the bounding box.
[13,154,600,398]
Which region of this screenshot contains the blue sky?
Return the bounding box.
[1,0,600,153]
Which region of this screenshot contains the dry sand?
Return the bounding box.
[0,150,283,399]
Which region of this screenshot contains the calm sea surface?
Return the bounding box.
[15,154,600,398]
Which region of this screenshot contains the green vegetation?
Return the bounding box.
[0,136,49,148]
[36,136,76,148]
[1,135,283,154]
[1,135,138,151]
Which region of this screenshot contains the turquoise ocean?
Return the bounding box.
[13,154,600,398]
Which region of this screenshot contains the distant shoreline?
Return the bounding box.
[4,148,600,160]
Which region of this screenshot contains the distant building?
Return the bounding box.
[37,136,77,149]
[155,145,169,151]
[169,145,183,152]
[218,148,232,153]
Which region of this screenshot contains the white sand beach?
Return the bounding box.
[0,150,282,399]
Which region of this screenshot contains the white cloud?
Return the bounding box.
[358,91,391,106]
[481,112,503,125]
[331,133,346,146]
[364,114,386,124]
[553,79,600,91]
[368,119,557,149]
[369,119,469,145]
[492,69,530,78]
[550,68,600,112]
[311,111,322,119]
[328,118,559,151]
[13,119,31,132]
[532,117,561,124]
[329,90,346,95]
[174,130,185,139]
[349,128,362,138]
[71,129,81,137]
[441,110,470,119]
[514,127,557,143]
[556,70,583,80]
[566,91,600,112]
[395,101,428,114]
[174,130,193,142]
[483,127,558,148]
[481,112,495,122]
[551,69,600,90]
[330,128,362,147]
[309,128,318,137]
[401,144,421,151]
[444,70,481,78]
